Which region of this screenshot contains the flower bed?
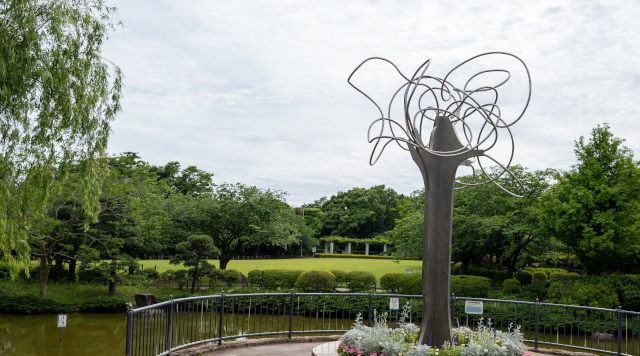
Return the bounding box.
[338,305,526,356]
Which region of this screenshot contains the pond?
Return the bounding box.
[0,313,126,356]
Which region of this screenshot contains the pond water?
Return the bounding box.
[0,313,126,356]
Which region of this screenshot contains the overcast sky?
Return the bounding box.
[103,0,640,206]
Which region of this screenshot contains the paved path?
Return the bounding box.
[204,341,320,356]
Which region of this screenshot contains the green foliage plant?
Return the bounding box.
[170,235,219,294]
[533,271,548,282]
[330,270,348,285]
[0,295,73,314]
[450,275,492,298]
[144,269,160,280]
[221,269,242,287]
[80,296,127,313]
[0,0,123,277]
[295,270,336,292]
[347,271,376,292]
[380,272,401,292]
[502,279,521,294]
[397,273,422,295]
[539,124,640,274]
[515,271,534,285]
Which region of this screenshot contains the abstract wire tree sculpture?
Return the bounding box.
[348,52,531,346]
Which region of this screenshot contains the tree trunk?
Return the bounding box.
[128,265,136,276]
[68,259,77,283]
[38,249,51,298]
[190,266,199,294]
[460,259,470,275]
[109,270,117,296]
[219,256,231,270]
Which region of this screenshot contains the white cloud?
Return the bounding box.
[104,0,640,205]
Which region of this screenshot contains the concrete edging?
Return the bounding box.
[171,335,342,356]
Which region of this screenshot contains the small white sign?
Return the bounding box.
[405,269,413,273]
[389,297,399,311]
[57,314,67,328]
[312,247,316,253]
[464,301,483,315]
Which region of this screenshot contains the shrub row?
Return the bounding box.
[380,273,491,298]
[248,269,376,292]
[0,295,126,314]
[315,253,418,260]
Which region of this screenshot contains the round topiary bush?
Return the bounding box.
[451,275,492,298]
[503,279,521,294]
[515,270,534,285]
[380,272,401,292]
[397,273,422,295]
[347,271,376,292]
[295,270,336,292]
[144,269,160,280]
[533,271,548,282]
[549,272,565,280]
[330,270,348,285]
[222,269,242,286]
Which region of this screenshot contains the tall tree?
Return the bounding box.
[174,183,300,269]
[0,0,122,275]
[539,124,640,273]
[320,185,401,238]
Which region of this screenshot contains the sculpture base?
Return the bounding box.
[312,341,339,356]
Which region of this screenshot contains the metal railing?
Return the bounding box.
[126,292,640,356]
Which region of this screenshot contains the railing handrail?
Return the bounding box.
[126,292,640,356]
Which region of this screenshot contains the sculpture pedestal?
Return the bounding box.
[312,341,339,356]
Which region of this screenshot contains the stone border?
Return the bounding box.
[170,336,598,356]
[526,347,598,356]
[171,335,341,356]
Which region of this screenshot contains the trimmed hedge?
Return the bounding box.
[330,270,348,285]
[515,270,534,285]
[80,296,127,313]
[451,275,491,298]
[0,295,73,314]
[533,271,548,282]
[247,269,304,289]
[503,279,521,294]
[347,271,376,292]
[315,253,418,260]
[295,270,336,292]
[222,269,242,286]
[397,273,421,295]
[380,273,401,292]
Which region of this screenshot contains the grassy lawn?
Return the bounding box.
[142,257,423,281]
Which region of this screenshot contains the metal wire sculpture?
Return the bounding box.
[348,52,531,196]
[348,52,531,347]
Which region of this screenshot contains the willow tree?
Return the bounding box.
[0,0,123,275]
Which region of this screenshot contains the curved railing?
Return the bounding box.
[125,292,640,356]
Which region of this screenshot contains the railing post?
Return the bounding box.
[166,295,173,355]
[125,303,133,356]
[534,298,540,350]
[218,291,225,346]
[368,290,373,326]
[617,306,622,356]
[450,293,456,325]
[288,289,295,338]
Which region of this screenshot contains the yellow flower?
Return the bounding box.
[435,349,439,352]
[502,346,507,349]
[357,337,362,340]
[435,353,439,355]
[461,344,465,347]
[379,342,383,345]
[484,349,488,353]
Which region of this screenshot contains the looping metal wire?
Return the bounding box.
[348,52,531,197]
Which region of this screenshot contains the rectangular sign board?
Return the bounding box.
[57,314,67,328]
[389,297,399,311]
[464,301,483,315]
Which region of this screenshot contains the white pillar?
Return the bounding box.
[365,243,370,255]
[383,244,388,256]
[324,241,329,253]
[346,242,352,254]
[330,242,334,254]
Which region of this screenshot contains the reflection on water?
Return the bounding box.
[0,313,126,356]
